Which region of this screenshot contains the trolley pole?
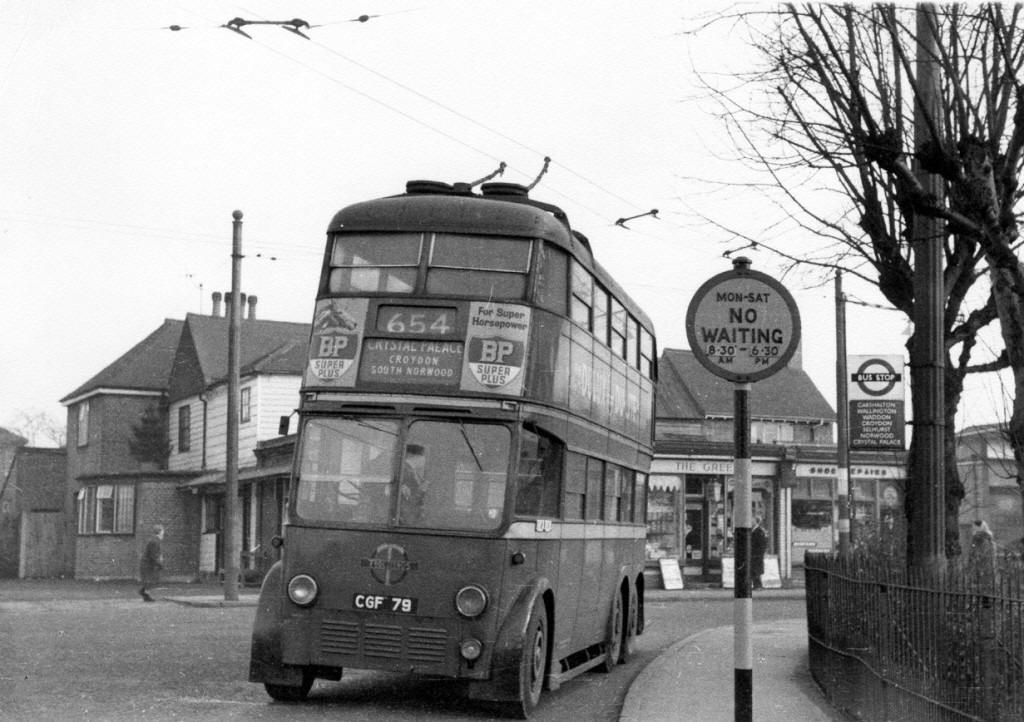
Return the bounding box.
[224,210,243,602]
[733,382,753,722]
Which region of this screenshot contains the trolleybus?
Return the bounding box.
[249,178,657,717]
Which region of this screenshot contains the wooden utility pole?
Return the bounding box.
[908,4,946,571]
[835,272,850,556]
[224,210,243,601]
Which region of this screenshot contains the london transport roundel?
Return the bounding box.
[685,259,801,383]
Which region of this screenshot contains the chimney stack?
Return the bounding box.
[247,295,258,320]
[212,292,222,317]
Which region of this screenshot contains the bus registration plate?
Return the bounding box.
[352,593,418,614]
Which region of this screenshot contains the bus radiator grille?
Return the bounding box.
[318,619,448,664]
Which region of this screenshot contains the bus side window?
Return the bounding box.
[620,469,634,522]
[563,452,586,520]
[535,243,567,314]
[514,427,562,517]
[604,463,623,522]
[586,458,604,521]
[635,472,648,523]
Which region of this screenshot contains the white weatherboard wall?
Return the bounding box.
[168,374,300,472]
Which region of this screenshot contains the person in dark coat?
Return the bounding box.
[750,516,768,589]
[139,524,165,602]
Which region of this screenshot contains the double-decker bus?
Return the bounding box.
[249,178,657,717]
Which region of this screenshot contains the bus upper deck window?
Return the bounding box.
[426,234,530,299]
[328,233,421,294]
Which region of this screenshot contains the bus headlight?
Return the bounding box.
[287,574,319,606]
[455,584,488,618]
[460,637,483,661]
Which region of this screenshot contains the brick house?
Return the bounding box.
[60,319,199,580]
[60,295,311,581]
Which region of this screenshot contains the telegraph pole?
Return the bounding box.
[224,210,243,601]
[909,4,946,571]
[835,272,850,556]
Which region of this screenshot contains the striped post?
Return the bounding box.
[734,382,752,721]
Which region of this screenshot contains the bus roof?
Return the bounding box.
[327,182,655,332]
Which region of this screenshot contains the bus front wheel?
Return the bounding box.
[509,598,548,718]
[263,669,315,702]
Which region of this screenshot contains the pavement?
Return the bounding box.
[623,587,842,721]
[1,578,842,720]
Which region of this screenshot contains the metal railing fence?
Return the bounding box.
[805,551,1024,721]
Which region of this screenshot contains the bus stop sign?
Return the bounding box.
[685,258,801,382]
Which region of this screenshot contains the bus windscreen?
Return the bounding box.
[295,417,510,532]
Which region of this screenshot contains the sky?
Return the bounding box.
[2,1,996,445]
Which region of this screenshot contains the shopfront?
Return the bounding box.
[647,456,779,583]
[790,462,905,566]
[646,452,906,584]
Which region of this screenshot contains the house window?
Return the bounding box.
[240,387,252,423]
[77,484,135,534]
[178,406,191,453]
[77,401,90,447]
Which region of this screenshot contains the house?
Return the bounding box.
[60,318,196,580]
[956,423,1023,551]
[60,293,311,581]
[651,348,905,583]
[0,446,67,577]
[164,301,308,579]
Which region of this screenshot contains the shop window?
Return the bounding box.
[77,484,134,534]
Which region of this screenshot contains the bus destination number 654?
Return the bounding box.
[353,593,419,614]
[377,305,457,336]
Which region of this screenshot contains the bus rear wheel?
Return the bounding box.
[598,589,624,673]
[621,584,638,662]
[263,669,315,702]
[508,598,548,719]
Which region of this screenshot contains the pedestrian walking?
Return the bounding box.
[139,524,165,602]
[750,516,768,589]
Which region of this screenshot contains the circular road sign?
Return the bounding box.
[851,357,901,397]
[685,258,801,382]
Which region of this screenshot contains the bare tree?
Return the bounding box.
[694,4,1024,557]
[7,409,66,448]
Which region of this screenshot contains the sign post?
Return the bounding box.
[685,257,801,722]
